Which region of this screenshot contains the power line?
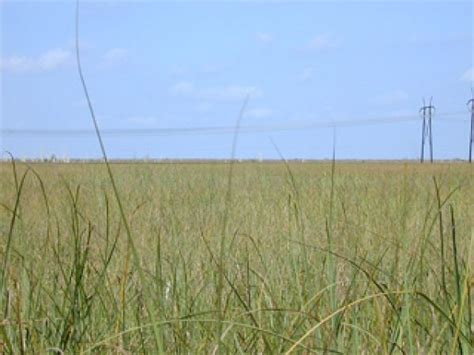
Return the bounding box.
[1,111,467,138]
[419,97,436,163]
[468,88,474,163]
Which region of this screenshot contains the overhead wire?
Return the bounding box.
[1,111,469,138]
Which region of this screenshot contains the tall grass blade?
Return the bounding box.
[74,1,164,352]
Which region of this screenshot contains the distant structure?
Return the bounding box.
[419,97,435,163]
[467,91,474,163]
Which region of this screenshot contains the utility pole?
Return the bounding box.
[467,89,474,163]
[419,97,435,163]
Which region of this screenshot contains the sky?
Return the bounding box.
[1,0,473,160]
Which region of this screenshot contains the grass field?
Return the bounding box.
[0,160,472,353]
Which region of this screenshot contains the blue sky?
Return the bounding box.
[1,0,473,160]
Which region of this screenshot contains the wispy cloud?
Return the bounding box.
[371,90,409,105]
[0,56,32,72]
[170,64,222,78]
[205,85,263,100]
[306,34,340,51]
[0,48,72,73]
[170,81,263,101]
[256,32,273,44]
[37,49,71,70]
[170,81,195,95]
[460,67,474,82]
[102,48,129,65]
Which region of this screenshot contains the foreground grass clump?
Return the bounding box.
[0,161,472,353]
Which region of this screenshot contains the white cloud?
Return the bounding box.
[246,108,274,118]
[170,64,222,78]
[202,85,263,100]
[170,81,195,95]
[372,90,409,105]
[460,67,474,82]
[102,48,129,65]
[37,49,71,70]
[170,81,263,101]
[0,56,33,72]
[306,34,340,51]
[256,32,273,44]
[0,48,71,73]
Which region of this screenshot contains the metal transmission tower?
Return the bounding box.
[467,89,474,163]
[419,97,435,163]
